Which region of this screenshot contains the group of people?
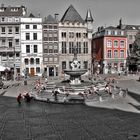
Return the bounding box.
[17,91,32,105]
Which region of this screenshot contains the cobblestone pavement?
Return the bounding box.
[0,96,140,140]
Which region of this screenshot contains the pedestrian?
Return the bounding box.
[17,93,22,105]
[24,93,31,102]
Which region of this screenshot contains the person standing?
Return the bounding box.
[17,93,22,105]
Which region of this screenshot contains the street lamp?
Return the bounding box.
[13,46,16,81]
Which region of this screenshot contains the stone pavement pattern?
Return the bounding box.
[0,96,140,140]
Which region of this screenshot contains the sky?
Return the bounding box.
[1,0,140,31]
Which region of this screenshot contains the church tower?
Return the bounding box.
[85,9,94,39]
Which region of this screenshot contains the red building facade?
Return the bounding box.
[92,26,127,74]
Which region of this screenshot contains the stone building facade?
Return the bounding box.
[58,5,93,79]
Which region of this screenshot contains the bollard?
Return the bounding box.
[99,96,103,102]
[112,94,115,99]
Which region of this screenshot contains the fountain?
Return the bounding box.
[63,47,87,85]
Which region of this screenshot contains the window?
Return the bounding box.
[107,40,112,47]
[34,45,38,53]
[1,39,5,46]
[33,25,37,29]
[69,32,74,38]
[114,40,118,48]
[36,58,40,64]
[121,31,124,35]
[33,33,37,40]
[54,45,58,53]
[129,35,133,40]
[26,25,29,29]
[62,61,66,69]
[76,33,81,38]
[44,49,48,53]
[49,47,53,53]
[62,42,67,53]
[26,45,30,53]
[114,50,118,58]
[69,42,74,54]
[30,58,34,65]
[84,61,88,69]
[8,27,12,34]
[36,67,40,73]
[107,30,111,35]
[2,17,5,22]
[15,39,19,45]
[26,33,30,40]
[83,42,88,53]
[16,53,20,57]
[8,39,12,47]
[49,25,52,29]
[120,50,124,58]
[15,27,19,34]
[61,32,66,38]
[54,26,58,29]
[120,40,125,48]
[1,27,5,34]
[24,59,29,65]
[107,50,112,58]
[83,33,87,38]
[54,57,58,62]
[77,42,81,53]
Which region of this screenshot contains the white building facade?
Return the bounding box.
[20,16,43,76]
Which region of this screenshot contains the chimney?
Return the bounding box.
[54,13,59,21]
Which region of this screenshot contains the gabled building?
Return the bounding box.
[92,26,127,74]
[42,14,59,77]
[0,4,26,78]
[58,5,93,78]
[20,14,43,76]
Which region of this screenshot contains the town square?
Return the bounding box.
[0,0,140,139]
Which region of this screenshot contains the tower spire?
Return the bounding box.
[85,9,93,22]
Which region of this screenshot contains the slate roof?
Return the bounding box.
[85,9,93,22]
[43,15,58,24]
[0,5,25,16]
[61,5,84,23]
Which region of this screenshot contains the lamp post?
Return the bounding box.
[13,47,16,81]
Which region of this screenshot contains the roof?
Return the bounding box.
[85,9,93,22]
[0,5,26,16]
[61,5,84,23]
[43,15,58,24]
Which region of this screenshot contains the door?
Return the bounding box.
[49,67,54,76]
[30,68,35,76]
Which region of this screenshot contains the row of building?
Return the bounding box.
[0,4,139,79]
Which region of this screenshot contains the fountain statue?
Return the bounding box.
[64,47,87,85]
